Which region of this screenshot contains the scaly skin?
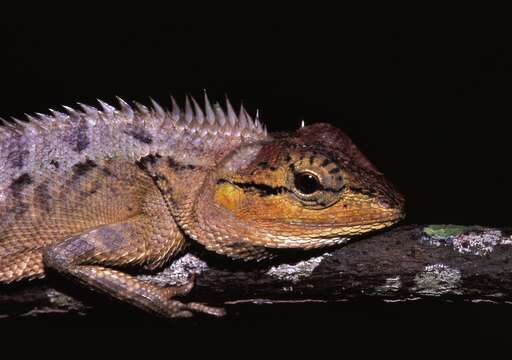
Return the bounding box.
[0,94,404,318]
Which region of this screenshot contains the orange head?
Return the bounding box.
[181,123,404,259]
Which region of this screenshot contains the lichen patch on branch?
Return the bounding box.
[137,254,208,287]
[422,226,512,256]
[412,264,462,296]
[266,254,329,283]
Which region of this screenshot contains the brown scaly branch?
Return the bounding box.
[1,224,512,318]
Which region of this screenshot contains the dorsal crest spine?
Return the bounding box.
[0,93,268,138]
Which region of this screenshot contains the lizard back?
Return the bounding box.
[0,96,267,190]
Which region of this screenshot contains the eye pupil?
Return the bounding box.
[294,172,321,194]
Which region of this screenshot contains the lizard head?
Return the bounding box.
[175,123,404,259]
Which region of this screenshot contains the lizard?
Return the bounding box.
[0,94,404,318]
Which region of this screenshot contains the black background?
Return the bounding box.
[1,9,511,351]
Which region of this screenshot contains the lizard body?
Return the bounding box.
[0,95,404,317]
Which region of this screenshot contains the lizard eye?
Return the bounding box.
[294,171,322,195]
[287,153,344,208]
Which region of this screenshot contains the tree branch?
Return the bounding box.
[2,224,512,318]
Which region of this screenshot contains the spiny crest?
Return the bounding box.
[0,93,267,138]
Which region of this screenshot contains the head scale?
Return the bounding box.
[174,123,404,259]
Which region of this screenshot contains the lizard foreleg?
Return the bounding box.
[42,215,225,318]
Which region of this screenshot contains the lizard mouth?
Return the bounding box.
[258,205,405,225]
[259,209,404,232]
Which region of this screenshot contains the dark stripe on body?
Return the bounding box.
[70,120,90,153]
[9,173,33,193]
[124,127,153,144]
[9,173,33,218]
[136,154,162,172]
[35,181,51,213]
[72,159,97,180]
[7,150,29,169]
[222,180,286,197]
[167,157,196,171]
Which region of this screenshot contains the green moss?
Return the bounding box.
[423,225,468,239]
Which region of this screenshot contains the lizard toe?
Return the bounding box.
[187,302,226,317]
[161,276,196,298]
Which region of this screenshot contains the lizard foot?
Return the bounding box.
[160,276,226,318]
[157,299,225,318]
[156,295,226,318]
